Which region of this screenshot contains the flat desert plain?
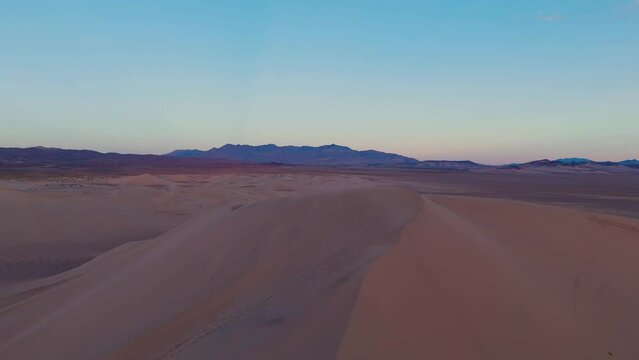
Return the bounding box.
[1,169,638,359]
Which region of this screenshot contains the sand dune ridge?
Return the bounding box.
[1,185,638,359]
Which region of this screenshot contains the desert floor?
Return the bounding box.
[1,169,638,359]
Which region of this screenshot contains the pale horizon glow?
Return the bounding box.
[1,0,638,164]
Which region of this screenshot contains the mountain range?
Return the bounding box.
[0,146,240,173]
[166,144,418,166]
[1,145,637,173]
[500,158,639,172]
[166,144,490,169]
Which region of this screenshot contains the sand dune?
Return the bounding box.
[0,187,421,359]
[1,183,638,359]
[336,195,639,360]
[0,185,182,285]
[0,173,375,285]
[0,175,227,285]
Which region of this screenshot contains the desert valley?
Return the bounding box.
[1,146,638,359]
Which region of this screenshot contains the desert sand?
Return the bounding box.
[1,171,638,359]
[337,196,639,359]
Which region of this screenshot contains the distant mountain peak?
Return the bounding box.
[556,158,592,165]
[619,159,639,168]
[165,149,206,157]
[319,143,348,149]
[497,157,639,173]
[166,143,417,166]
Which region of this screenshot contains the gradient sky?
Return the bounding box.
[1,0,638,163]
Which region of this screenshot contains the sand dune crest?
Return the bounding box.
[2,187,638,359]
[336,195,639,360]
[0,187,421,360]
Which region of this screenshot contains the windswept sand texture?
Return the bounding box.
[0,171,638,359]
[0,173,375,285]
[0,187,421,359]
[336,196,639,360]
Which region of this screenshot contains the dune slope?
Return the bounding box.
[0,187,421,360]
[1,188,638,359]
[336,195,639,360]
[0,185,185,285]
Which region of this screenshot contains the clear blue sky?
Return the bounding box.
[1,0,638,163]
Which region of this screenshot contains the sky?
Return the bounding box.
[1,0,638,164]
